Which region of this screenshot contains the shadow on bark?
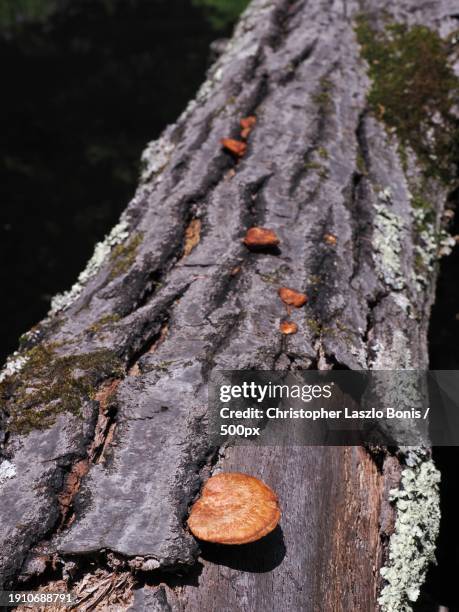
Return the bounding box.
[198,525,286,573]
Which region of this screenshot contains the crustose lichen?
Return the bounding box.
[378,455,440,612]
[372,187,406,291]
[49,219,130,315]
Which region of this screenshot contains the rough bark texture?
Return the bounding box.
[0,0,457,610]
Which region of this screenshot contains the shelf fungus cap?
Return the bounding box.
[278,287,308,308]
[240,115,256,139]
[323,232,337,246]
[243,227,280,250]
[187,472,281,545]
[279,320,298,335]
[221,138,247,158]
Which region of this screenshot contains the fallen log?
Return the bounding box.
[1,0,458,609]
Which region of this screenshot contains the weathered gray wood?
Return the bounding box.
[1,0,457,609]
[176,446,401,612]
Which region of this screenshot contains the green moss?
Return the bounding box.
[356,150,368,175]
[304,161,322,171]
[87,313,121,334]
[258,272,278,284]
[312,76,334,110]
[306,317,354,344]
[0,344,123,435]
[304,160,329,179]
[355,17,459,183]
[109,232,143,279]
[317,146,329,160]
[306,317,331,336]
[308,274,322,286]
[152,360,175,372]
[257,265,291,285]
[335,319,353,335]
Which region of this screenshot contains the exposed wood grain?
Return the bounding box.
[178,446,400,612]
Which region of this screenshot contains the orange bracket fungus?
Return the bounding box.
[323,233,337,246]
[279,320,298,335]
[243,226,280,250]
[221,138,247,158]
[240,115,256,139]
[187,472,281,545]
[278,287,308,308]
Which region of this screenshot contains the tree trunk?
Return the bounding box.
[1,0,456,610]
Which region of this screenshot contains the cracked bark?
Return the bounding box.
[0,0,457,609]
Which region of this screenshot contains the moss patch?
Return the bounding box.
[312,76,334,111]
[87,313,121,334]
[109,232,143,279]
[304,160,329,180]
[0,344,124,435]
[257,265,291,285]
[355,17,459,183]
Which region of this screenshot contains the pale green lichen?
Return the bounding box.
[370,329,413,370]
[19,327,41,346]
[372,187,406,290]
[0,352,29,383]
[0,460,16,486]
[140,132,176,183]
[379,453,440,612]
[410,193,455,290]
[139,0,269,189]
[438,233,456,257]
[49,219,130,314]
[182,0,272,117]
[391,293,415,319]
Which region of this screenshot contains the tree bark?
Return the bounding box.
[0,0,456,610]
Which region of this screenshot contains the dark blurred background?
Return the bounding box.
[0,0,247,362]
[421,195,459,612]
